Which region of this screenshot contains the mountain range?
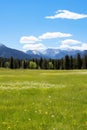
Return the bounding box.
[0,43,87,59]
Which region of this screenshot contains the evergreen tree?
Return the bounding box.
[60,58,64,70]
[53,60,60,69]
[64,55,70,70]
[9,57,14,69]
[76,53,82,69]
[0,58,3,67]
[42,59,48,69]
[22,60,26,69]
[82,55,87,69]
[39,58,43,69]
[70,56,73,69]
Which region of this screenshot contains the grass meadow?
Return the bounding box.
[0,69,87,130]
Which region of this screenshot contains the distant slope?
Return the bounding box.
[42,48,87,59]
[26,50,48,59]
[26,48,87,59]
[0,43,87,59]
[0,44,30,59]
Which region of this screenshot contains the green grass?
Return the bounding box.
[0,69,87,130]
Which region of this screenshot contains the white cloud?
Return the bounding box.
[39,32,72,39]
[23,43,46,51]
[62,39,81,45]
[77,43,87,50]
[45,10,87,20]
[59,42,87,50]
[59,44,71,50]
[20,32,72,51]
[20,33,87,51]
[20,32,71,44]
[20,36,40,44]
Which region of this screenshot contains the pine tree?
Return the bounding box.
[70,56,73,69]
[82,55,87,69]
[9,57,14,69]
[64,55,70,70]
[76,53,82,69]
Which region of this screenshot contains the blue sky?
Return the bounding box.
[0,0,87,51]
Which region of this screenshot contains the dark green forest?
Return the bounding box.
[0,53,87,70]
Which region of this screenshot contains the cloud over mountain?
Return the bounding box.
[20,36,40,44]
[23,43,46,51]
[61,39,81,45]
[59,39,87,50]
[20,32,72,51]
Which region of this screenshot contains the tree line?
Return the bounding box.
[0,53,87,69]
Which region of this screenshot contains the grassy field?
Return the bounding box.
[0,69,87,130]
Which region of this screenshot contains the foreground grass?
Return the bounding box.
[0,69,87,130]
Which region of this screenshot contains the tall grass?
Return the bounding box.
[0,69,87,130]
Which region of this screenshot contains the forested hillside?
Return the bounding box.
[0,53,87,69]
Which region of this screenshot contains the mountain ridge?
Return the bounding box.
[0,44,30,59]
[0,44,87,59]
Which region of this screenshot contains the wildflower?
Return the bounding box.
[2,122,7,126]
[39,109,42,114]
[51,115,55,118]
[85,121,87,125]
[28,118,31,121]
[35,110,37,113]
[45,111,48,115]
[24,109,27,112]
[73,120,77,125]
[48,95,51,98]
[7,126,11,129]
